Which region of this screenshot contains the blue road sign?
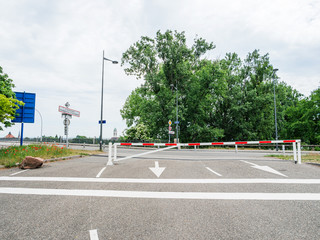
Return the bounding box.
[12,92,36,123]
[99,120,106,124]
[11,92,36,146]
[174,121,180,124]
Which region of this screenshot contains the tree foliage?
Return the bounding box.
[121,30,316,144]
[0,66,23,131]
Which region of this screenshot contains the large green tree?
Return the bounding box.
[121,30,305,143]
[121,30,224,142]
[0,66,23,131]
[283,88,320,144]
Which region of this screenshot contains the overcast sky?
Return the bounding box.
[1,0,319,139]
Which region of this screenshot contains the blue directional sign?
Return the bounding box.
[12,92,36,123]
[174,121,180,124]
[99,120,106,124]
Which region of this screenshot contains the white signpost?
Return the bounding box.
[59,102,80,148]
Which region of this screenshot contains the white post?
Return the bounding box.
[114,144,117,162]
[282,145,285,154]
[107,142,113,165]
[194,145,196,151]
[235,145,238,153]
[293,142,297,164]
[297,141,301,164]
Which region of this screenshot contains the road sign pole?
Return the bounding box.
[20,123,24,146]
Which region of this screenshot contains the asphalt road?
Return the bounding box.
[0,148,319,240]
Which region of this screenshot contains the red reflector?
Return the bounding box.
[212,142,224,145]
[120,143,132,146]
[283,140,296,143]
[143,143,154,146]
[259,141,272,144]
[235,142,247,145]
[165,143,177,146]
[189,143,200,146]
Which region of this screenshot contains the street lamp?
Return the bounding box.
[35,108,43,142]
[170,82,179,143]
[99,50,118,151]
[273,68,279,151]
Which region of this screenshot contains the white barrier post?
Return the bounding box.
[282,145,285,154]
[114,144,117,162]
[293,142,297,164]
[235,145,238,153]
[194,145,196,151]
[297,141,301,164]
[107,142,113,166]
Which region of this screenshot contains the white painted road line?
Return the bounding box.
[205,167,222,177]
[9,170,28,176]
[96,167,106,178]
[240,160,288,177]
[89,229,99,240]
[1,176,320,184]
[1,187,320,200]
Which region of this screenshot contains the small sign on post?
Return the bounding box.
[168,120,172,143]
[59,102,80,148]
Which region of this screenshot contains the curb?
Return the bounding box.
[43,155,83,163]
[306,162,320,167]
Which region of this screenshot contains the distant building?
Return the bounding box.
[5,132,15,139]
[110,128,119,141]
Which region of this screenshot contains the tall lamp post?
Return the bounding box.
[35,108,43,142]
[99,50,118,151]
[273,68,279,151]
[170,82,179,143]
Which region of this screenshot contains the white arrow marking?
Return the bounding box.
[149,161,166,178]
[241,160,287,177]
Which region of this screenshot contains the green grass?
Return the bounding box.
[0,144,102,168]
[266,153,320,164]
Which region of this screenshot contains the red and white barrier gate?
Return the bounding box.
[110,140,301,165]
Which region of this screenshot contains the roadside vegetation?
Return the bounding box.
[0,143,102,168]
[267,153,320,164]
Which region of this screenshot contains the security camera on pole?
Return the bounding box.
[58,102,80,149]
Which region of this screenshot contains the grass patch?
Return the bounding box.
[266,153,320,164]
[0,144,102,168]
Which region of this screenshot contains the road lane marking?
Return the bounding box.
[240,160,288,177]
[1,176,320,184]
[89,229,99,240]
[96,167,106,178]
[205,167,222,177]
[149,161,166,177]
[10,170,29,176]
[1,187,320,200]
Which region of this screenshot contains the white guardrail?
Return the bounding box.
[106,140,302,166]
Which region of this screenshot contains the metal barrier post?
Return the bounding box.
[107,142,113,165]
[235,145,238,153]
[293,142,297,164]
[297,141,301,164]
[114,144,117,162]
[282,145,285,154]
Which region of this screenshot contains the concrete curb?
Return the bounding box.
[43,155,83,163]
